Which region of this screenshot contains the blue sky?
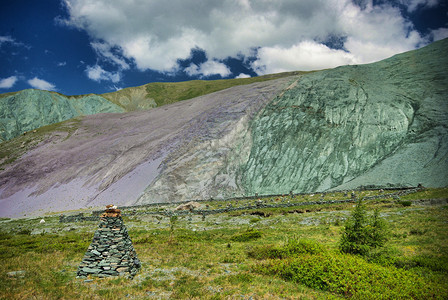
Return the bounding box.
[1,0,447,95]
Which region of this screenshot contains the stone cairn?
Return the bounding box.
[77,205,141,278]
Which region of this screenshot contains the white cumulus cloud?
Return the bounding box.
[28,77,56,91]
[399,0,440,12]
[91,42,130,70]
[61,0,434,76]
[235,73,251,79]
[431,27,448,41]
[86,65,121,83]
[0,76,18,89]
[252,41,358,74]
[185,60,231,77]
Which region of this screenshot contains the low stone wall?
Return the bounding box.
[90,186,417,215]
[60,187,423,223]
[361,188,421,201]
[59,213,98,223]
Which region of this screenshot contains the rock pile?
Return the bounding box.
[77,205,141,278]
[175,201,201,211]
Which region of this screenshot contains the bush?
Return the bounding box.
[339,201,388,256]
[248,239,325,260]
[409,228,427,235]
[249,217,260,223]
[399,200,412,207]
[18,229,32,235]
[394,255,448,273]
[230,229,262,242]
[254,252,447,299]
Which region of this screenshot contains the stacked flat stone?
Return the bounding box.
[77,206,141,278]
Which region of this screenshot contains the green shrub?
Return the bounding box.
[249,218,260,223]
[339,201,388,256]
[394,255,448,273]
[364,246,401,266]
[230,229,262,242]
[254,252,446,299]
[18,229,32,235]
[409,228,427,235]
[399,200,412,207]
[248,239,325,260]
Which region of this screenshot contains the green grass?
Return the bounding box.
[400,187,448,200]
[0,188,447,299]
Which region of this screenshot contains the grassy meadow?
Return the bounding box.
[1,188,447,299]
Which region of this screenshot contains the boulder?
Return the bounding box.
[175,201,202,211]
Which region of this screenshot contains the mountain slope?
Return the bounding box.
[0,71,304,142]
[101,71,306,111]
[0,78,291,217]
[0,90,125,142]
[0,39,447,217]
[140,39,448,200]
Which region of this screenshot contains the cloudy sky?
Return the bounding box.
[1,0,447,95]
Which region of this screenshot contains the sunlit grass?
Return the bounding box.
[0,188,447,299]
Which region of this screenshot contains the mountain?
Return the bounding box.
[0,90,125,142]
[0,71,304,142]
[0,39,447,217]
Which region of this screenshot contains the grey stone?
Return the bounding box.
[82,267,102,274]
[104,270,119,276]
[117,267,129,273]
[76,217,140,278]
[98,260,109,267]
[7,270,26,277]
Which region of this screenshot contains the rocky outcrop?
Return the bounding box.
[0,89,125,141]
[239,38,448,193]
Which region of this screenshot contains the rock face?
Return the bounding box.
[77,211,141,278]
[0,39,447,217]
[240,41,448,193]
[140,38,448,198]
[0,89,125,141]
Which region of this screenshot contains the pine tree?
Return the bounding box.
[339,200,388,255]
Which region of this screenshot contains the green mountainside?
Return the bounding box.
[239,40,448,193]
[0,39,446,218]
[0,90,124,142]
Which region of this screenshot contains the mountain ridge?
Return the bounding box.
[0,71,306,142]
[0,39,447,218]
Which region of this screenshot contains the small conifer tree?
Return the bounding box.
[339,200,388,255]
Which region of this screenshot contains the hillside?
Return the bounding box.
[0,39,447,217]
[101,71,306,111]
[0,90,125,142]
[0,71,303,142]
